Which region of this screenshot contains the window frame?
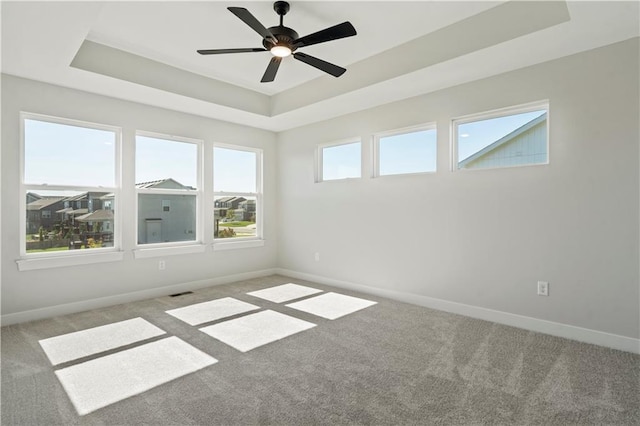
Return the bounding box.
[372,123,438,178]
[134,130,204,253]
[212,143,263,248]
[316,138,362,183]
[18,112,123,266]
[451,100,550,172]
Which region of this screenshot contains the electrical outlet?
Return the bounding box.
[537,281,549,296]
[314,252,320,262]
[159,260,166,270]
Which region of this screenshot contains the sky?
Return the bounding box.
[213,147,257,193]
[322,142,361,181]
[136,135,198,188]
[24,119,115,187]
[379,129,437,175]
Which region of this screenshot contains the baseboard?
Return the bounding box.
[1,268,278,326]
[275,268,640,354]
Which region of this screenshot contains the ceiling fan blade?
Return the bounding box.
[261,57,282,83]
[293,22,356,48]
[228,7,277,44]
[293,52,346,78]
[197,48,267,55]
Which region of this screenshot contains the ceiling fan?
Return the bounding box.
[197,1,357,83]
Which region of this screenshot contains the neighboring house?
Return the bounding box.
[26,191,112,235]
[57,191,111,231]
[26,197,66,234]
[136,179,196,244]
[238,199,256,221]
[63,192,108,214]
[26,192,42,205]
[214,196,246,210]
[215,196,253,221]
[459,113,547,169]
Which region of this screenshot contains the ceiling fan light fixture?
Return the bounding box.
[197,2,357,82]
[271,45,292,57]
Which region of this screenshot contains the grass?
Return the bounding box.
[26,246,76,253]
[221,221,254,227]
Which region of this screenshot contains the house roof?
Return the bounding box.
[70,208,89,215]
[75,210,114,222]
[458,112,547,168]
[135,178,195,190]
[64,191,111,201]
[26,198,65,211]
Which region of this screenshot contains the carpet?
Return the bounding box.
[2,275,638,425]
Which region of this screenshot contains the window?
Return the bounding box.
[135,133,201,246]
[318,140,361,181]
[21,114,119,255]
[454,102,548,170]
[374,125,437,176]
[213,145,261,241]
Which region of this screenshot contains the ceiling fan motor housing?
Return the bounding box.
[263,26,299,51]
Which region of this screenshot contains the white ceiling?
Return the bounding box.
[2,1,639,131]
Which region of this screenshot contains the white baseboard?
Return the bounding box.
[1,268,277,326]
[275,268,640,354]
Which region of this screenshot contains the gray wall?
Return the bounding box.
[276,38,640,339]
[1,75,278,315]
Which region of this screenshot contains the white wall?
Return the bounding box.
[276,38,640,341]
[1,75,278,318]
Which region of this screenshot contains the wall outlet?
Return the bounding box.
[314,252,320,262]
[537,281,549,296]
[159,260,166,270]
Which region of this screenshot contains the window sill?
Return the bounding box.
[213,239,265,251]
[17,251,125,271]
[133,244,207,259]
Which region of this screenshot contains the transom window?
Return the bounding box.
[374,125,437,176]
[454,102,549,170]
[135,132,202,246]
[318,140,362,182]
[21,113,119,255]
[213,145,262,241]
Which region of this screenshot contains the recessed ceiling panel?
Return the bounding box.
[86,1,503,95]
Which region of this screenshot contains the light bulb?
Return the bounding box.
[271,45,292,58]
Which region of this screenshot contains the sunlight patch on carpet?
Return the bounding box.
[286,292,377,320]
[55,336,217,416]
[199,310,316,352]
[166,297,260,326]
[247,283,323,303]
[39,317,166,366]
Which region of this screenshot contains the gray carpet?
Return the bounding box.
[2,274,639,425]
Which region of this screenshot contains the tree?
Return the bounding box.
[226,209,235,220]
